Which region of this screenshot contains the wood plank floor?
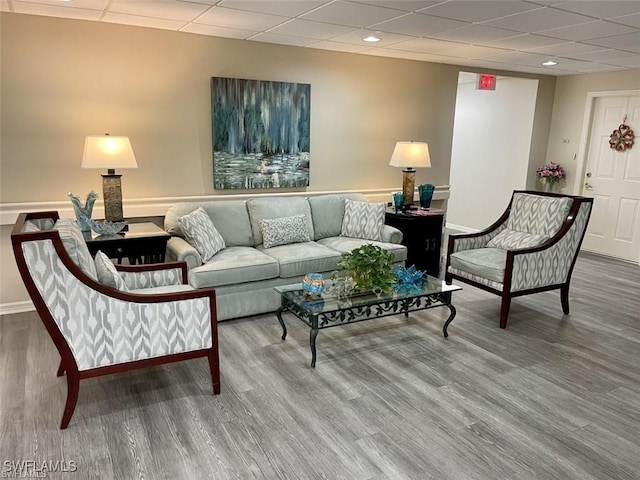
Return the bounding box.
[1,252,639,479]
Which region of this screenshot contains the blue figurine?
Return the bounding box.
[68,191,98,232]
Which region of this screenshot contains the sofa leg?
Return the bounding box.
[499,296,511,329]
[208,347,221,395]
[561,284,570,314]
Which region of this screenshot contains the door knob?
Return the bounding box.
[584,182,593,190]
[586,172,592,178]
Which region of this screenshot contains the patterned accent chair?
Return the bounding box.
[445,191,593,328]
[11,211,220,429]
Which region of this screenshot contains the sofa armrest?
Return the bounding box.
[166,236,202,270]
[382,224,403,244]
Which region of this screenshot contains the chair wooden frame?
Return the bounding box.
[445,191,593,328]
[11,211,220,429]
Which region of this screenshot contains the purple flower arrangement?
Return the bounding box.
[536,162,565,184]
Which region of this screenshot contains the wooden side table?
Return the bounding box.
[83,222,170,265]
[385,208,445,277]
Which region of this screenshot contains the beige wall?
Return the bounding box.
[0,13,558,308]
[545,69,640,194]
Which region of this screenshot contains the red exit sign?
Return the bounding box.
[477,74,496,90]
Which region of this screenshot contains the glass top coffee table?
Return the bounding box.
[275,276,462,367]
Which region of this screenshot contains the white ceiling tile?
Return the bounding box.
[373,12,468,36]
[300,0,405,28]
[388,37,464,54]
[483,7,595,33]
[218,0,328,18]
[180,23,256,39]
[419,0,541,23]
[102,12,186,30]
[329,29,412,47]
[610,13,640,29]
[353,1,441,13]
[308,40,373,53]
[109,0,210,22]
[485,33,567,50]
[12,2,103,21]
[560,49,639,62]
[430,25,522,44]
[552,1,640,19]
[539,20,637,41]
[14,0,109,9]
[482,50,553,66]
[249,33,317,47]
[526,41,605,55]
[583,32,640,53]
[439,44,511,59]
[195,6,288,30]
[268,19,356,40]
[603,56,640,67]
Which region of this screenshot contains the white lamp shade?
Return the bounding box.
[389,141,431,169]
[82,135,138,169]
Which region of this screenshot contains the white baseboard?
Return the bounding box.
[0,300,35,316]
[445,222,477,234]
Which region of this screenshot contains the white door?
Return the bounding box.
[582,95,640,262]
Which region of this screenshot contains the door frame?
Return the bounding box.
[574,89,640,194]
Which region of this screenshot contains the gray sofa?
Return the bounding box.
[164,193,407,321]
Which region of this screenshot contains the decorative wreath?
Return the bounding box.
[609,123,635,151]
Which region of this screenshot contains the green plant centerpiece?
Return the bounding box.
[333,244,397,294]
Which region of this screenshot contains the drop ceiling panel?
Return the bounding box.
[355,1,441,13]
[329,29,412,47]
[373,12,468,37]
[484,33,568,50]
[102,12,187,30]
[429,24,520,44]
[389,37,464,54]
[109,0,209,22]
[268,19,356,40]
[552,1,640,19]
[420,0,541,23]
[539,20,637,41]
[180,23,256,39]
[300,1,405,28]
[527,41,605,55]
[14,0,109,9]
[610,13,640,29]
[583,31,640,52]
[11,2,103,20]
[195,6,288,30]
[249,33,317,47]
[309,40,373,53]
[218,0,328,18]
[484,7,594,33]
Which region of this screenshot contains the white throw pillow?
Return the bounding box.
[94,251,129,291]
[260,214,311,248]
[178,207,226,262]
[486,229,549,250]
[341,199,385,241]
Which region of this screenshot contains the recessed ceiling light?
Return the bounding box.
[363,35,381,43]
[542,60,558,66]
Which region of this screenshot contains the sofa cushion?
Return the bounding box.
[308,193,366,240]
[486,229,549,250]
[178,207,226,262]
[165,200,254,247]
[54,218,98,280]
[94,251,129,291]
[507,193,572,237]
[247,196,314,246]
[449,248,507,283]
[317,237,407,264]
[130,284,195,295]
[188,246,279,288]
[260,214,311,248]
[257,242,342,278]
[341,199,385,241]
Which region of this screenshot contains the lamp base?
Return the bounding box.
[102,173,123,222]
[402,168,416,207]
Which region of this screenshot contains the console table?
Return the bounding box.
[385,208,444,277]
[83,222,170,265]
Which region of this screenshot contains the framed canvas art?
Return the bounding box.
[212,77,310,190]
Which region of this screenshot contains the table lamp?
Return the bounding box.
[389,141,431,208]
[82,134,137,221]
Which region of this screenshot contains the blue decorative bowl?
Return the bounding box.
[302,273,325,295]
[89,219,127,235]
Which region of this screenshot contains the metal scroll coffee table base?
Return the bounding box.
[275,276,462,367]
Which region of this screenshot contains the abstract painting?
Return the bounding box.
[211,77,310,190]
